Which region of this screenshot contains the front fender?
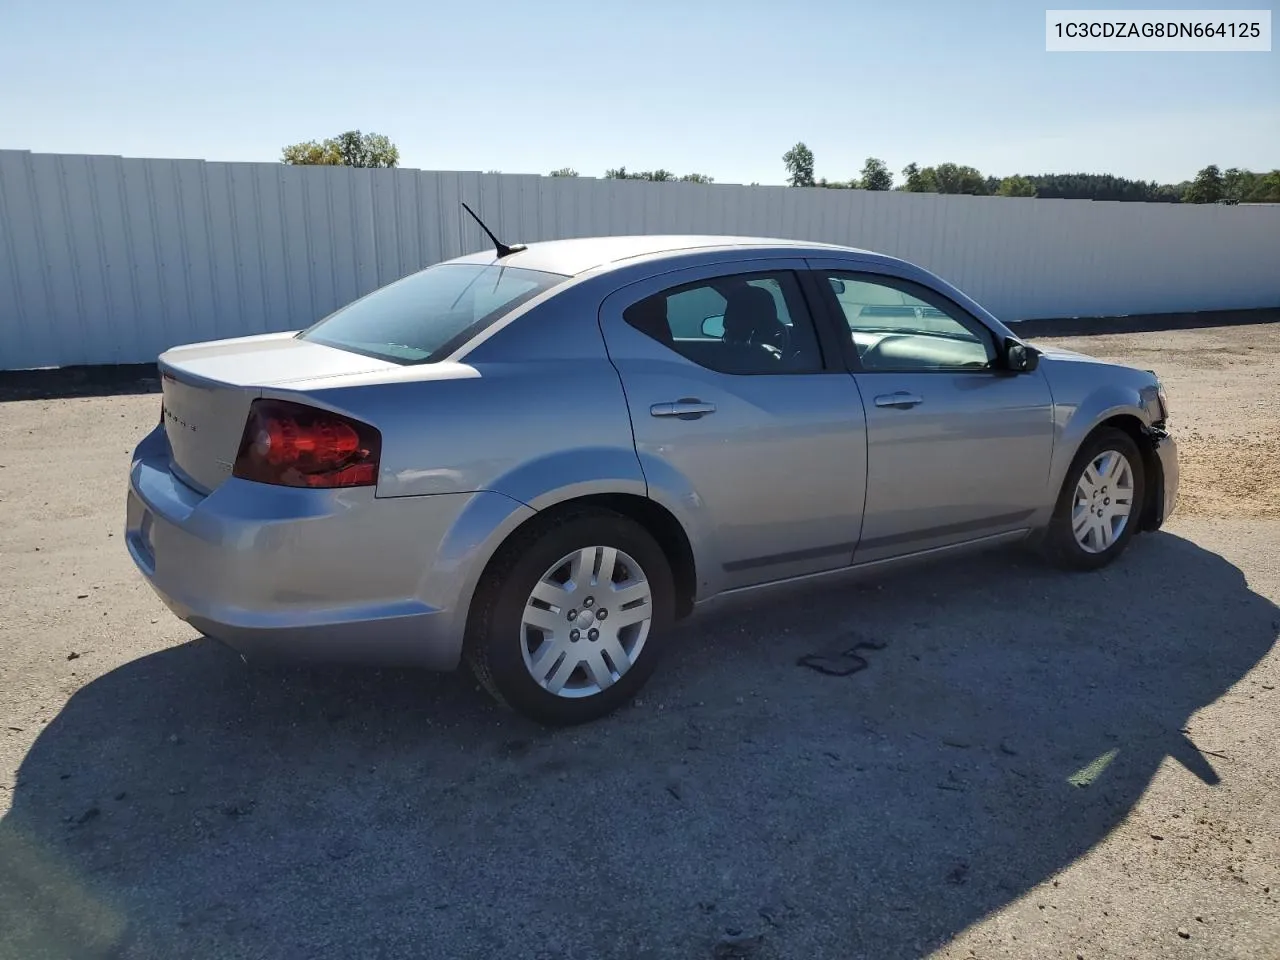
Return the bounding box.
[1047,380,1155,514]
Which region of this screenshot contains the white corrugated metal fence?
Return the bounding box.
[1,149,1277,369]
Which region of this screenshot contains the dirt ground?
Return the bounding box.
[1046,325,1280,522]
[0,322,1277,960]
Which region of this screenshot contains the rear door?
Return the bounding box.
[806,261,1055,563]
[598,259,867,593]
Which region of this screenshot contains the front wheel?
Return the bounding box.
[1040,427,1145,571]
[465,509,675,726]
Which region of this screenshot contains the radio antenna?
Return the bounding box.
[461,202,526,258]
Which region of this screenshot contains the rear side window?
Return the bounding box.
[301,263,567,364]
[622,271,825,375]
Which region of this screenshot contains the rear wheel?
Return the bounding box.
[1040,427,1145,571]
[465,509,674,725]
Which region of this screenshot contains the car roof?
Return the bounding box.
[447,235,887,277]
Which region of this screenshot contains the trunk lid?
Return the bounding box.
[158,332,398,493]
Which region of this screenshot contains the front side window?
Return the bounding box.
[823,274,996,371]
[623,272,824,375]
[301,263,567,364]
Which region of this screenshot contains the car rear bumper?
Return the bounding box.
[124,426,533,670]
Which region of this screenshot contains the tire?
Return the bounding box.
[464,508,675,726]
[1040,427,1146,571]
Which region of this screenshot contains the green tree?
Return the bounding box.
[1222,167,1246,200]
[606,167,672,180]
[1218,167,1273,203]
[281,130,399,168]
[858,157,893,191]
[1243,169,1280,202]
[1028,172,1181,202]
[899,162,987,194]
[604,168,709,182]
[997,175,1037,197]
[549,168,579,177]
[932,162,988,195]
[782,142,815,187]
[901,163,937,192]
[281,140,341,165]
[1183,164,1225,203]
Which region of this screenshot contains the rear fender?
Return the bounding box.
[488,448,649,512]
[485,448,722,602]
[436,450,649,642]
[421,490,537,667]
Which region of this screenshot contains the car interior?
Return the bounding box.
[624,272,998,374]
[831,278,996,370]
[625,276,819,375]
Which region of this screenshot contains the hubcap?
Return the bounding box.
[1071,449,1135,554]
[520,546,653,698]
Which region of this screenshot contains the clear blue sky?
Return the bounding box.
[1,0,1275,185]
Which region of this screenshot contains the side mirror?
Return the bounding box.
[829,278,846,295]
[702,315,725,338]
[1003,337,1040,373]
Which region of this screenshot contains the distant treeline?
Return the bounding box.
[1020,174,1186,202]
[999,168,1279,204]
[278,131,1277,204]
[551,155,1279,204]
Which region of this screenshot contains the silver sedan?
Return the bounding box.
[125,234,1178,724]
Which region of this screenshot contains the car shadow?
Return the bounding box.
[0,364,160,403]
[1010,306,1279,339]
[2,532,1276,960]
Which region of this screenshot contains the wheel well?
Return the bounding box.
[484,493,698,620]
[1093,414,1163,531]
[572,494,698,618]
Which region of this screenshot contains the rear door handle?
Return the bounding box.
[873,392,923,409]
[651,399,717,420]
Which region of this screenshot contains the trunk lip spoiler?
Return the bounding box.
[156,357,244,392]
[158,351,392,389]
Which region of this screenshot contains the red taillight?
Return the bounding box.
[232,399,381,489]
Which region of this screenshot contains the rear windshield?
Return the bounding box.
[300,262,567,364]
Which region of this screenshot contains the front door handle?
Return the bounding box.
[651,399,717,420]
[873,392,923,409]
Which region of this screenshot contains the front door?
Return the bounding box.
[598,261,868,594]
[808,265,1055,564]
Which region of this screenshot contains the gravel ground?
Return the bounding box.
[1,322,1277,960]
